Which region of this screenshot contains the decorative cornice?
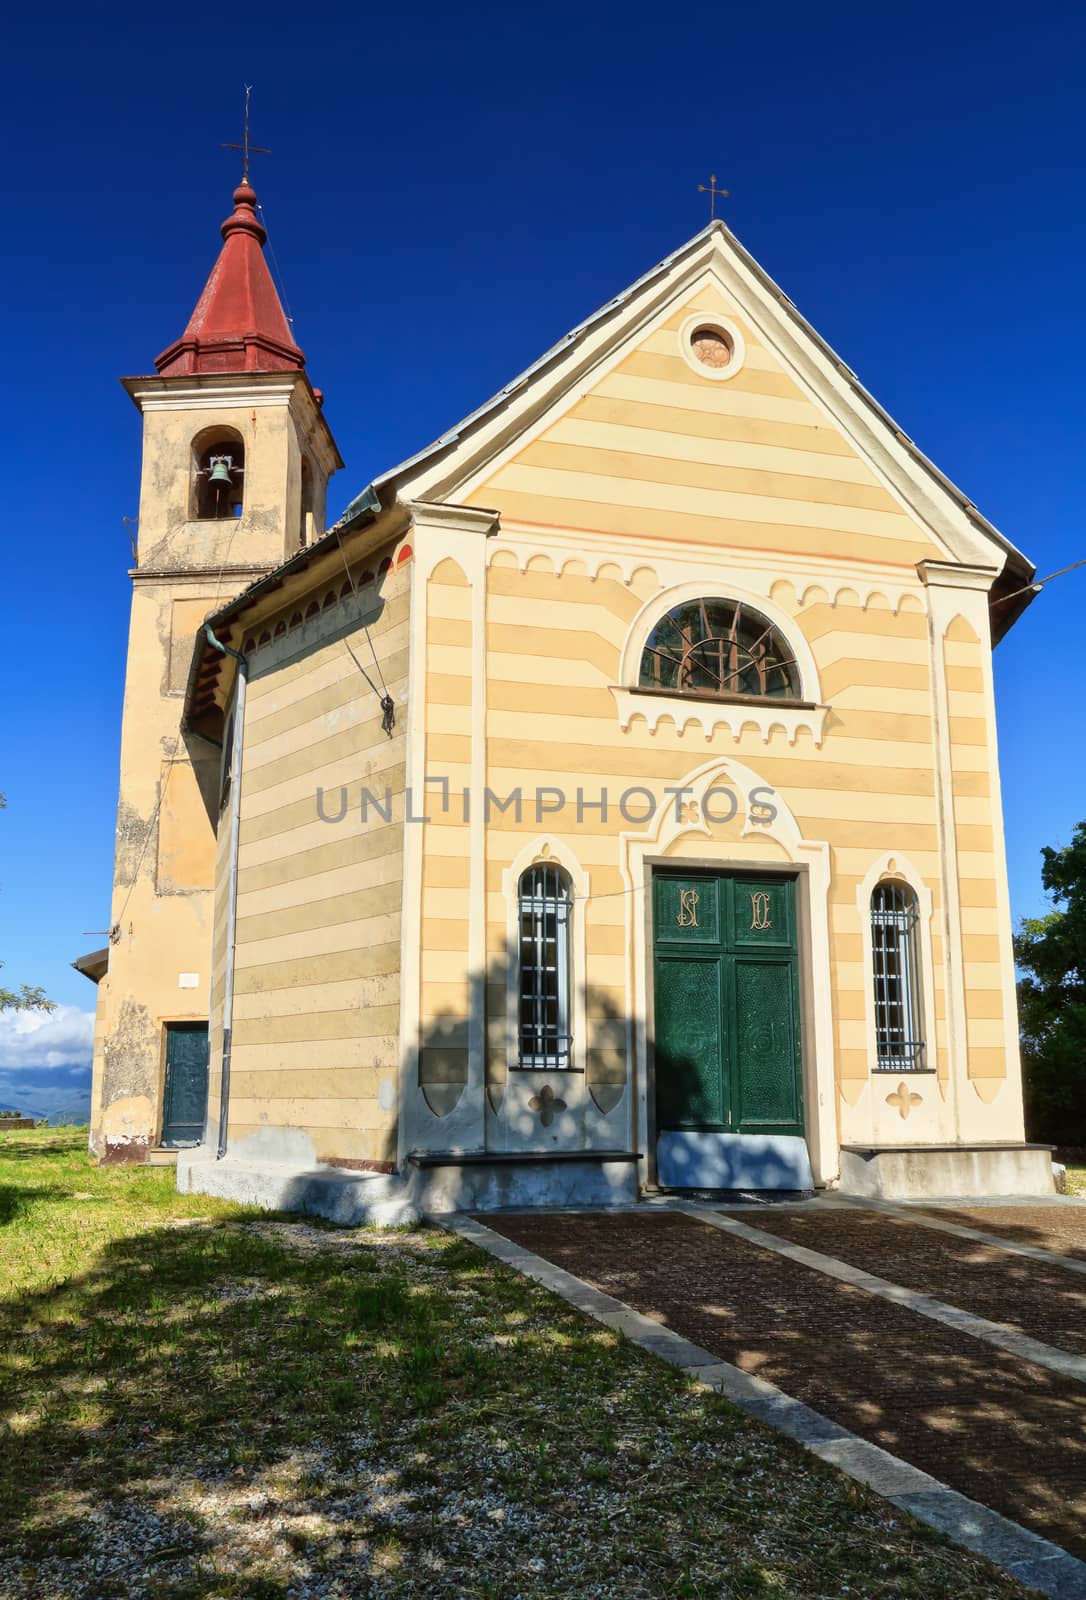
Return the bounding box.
[916,559,1001,592]
[121,370,343,470]
[406,501,501,538]
[122,372,304,411]
[609,686,827,747]
[130,563,272,585]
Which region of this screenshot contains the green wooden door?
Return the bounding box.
[161,1024,209,1147]
[653,873,803,1137]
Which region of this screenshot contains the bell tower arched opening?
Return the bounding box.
[192,427,245,520]
[300,456,315,546]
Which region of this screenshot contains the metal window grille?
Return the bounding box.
[638,597,801,700]
[871,881,927,1071]
[518,864,573,1069]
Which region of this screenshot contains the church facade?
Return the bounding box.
[85,175,1053,1210]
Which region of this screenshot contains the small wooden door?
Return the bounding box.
[653,873,803,1138]
[161,1024,209,1147]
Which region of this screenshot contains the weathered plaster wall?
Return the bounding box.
[132,382,328,573]
[89,579,220,1159]
[90,374,337,1160]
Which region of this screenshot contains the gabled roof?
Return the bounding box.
[335,219,1036,636]
[187,218,1037,712]
[156,181,305,377]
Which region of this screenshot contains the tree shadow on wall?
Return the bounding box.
[413,946,631,1145]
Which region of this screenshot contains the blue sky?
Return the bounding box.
[0,0,1083,1024]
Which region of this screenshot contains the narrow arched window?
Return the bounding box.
[192,429,245,520]
[518,864,572,1068]
[871,882,926,1071]
[639,598,800,699]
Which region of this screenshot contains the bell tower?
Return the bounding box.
[88,177,342,1161]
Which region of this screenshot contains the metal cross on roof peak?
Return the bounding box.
[222,85,270,185]
[697,173,729,220]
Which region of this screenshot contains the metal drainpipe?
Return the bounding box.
[204,626,248,1159]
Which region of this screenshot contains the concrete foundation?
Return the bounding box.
[176,1148,418,1226]
[838,1143,1057,1201]
[656,1132,814,1192]
[406,1151,640,1212]
[176,1146,640,1224]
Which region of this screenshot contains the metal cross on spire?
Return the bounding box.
[697,173,729,220]
[222,85,271,184]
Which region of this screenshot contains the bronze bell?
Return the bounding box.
[208,458,233,486]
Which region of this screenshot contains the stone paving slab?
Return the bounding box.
[483,1207,1086,1561]
[448,1210,1086,1599]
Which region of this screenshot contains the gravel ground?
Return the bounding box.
[2,1232,1034,1600]
[0,1134,1042,1600]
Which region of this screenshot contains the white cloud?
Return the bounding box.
[0,1004,95,1069]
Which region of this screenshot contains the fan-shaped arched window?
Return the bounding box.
[870,882,926,1071]
[639,598,801,700]
[518,864,572,1068]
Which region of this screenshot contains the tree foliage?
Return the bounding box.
[0,791,56,1015]
[1014,819,1086,1145]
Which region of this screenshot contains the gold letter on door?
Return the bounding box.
[750,891,772,931]
[677,888,700,928]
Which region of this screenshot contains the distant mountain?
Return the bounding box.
[0,1064,91,1127]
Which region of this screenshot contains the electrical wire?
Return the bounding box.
[255,201,297,333]
[333,525,396,735]
[993,556,1086,607]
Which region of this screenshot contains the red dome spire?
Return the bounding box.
[155,181,305,377]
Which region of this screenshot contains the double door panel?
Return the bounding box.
[653,873,803,1137]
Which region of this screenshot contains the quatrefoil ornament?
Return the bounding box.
[886,1081,923,1121]
[528,1083,567,1128]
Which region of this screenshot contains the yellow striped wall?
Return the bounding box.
[473,551,951,1108]
[215,540,411,1166]
[407,276,1019,1153]
[213,269,1022,1167]
[945,614,1007,1097]
[419,556,474,1113]
[464,285,947,572]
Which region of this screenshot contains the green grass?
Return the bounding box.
[1066,1166,1086,1197]
[0,1128,1035,1599]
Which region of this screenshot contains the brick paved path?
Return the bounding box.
[487,1208,1086,1560]
[919,1204,1086,1261]
[749,1208,1086,1356]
